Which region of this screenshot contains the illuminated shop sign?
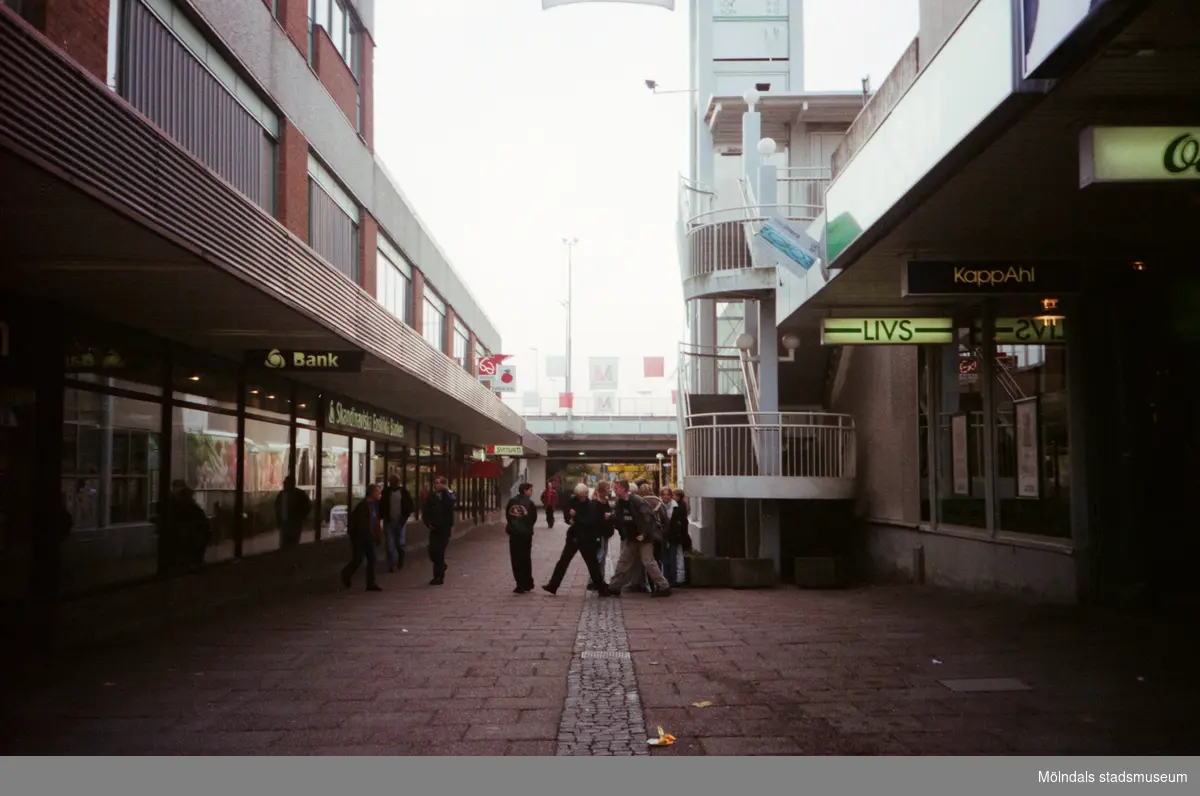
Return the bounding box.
[821,318,954,345]
[903,261,1079,296]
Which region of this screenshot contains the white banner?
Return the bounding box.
[756,217,822,279]
[589,357,619,390]
[494,365,517,393]
[595,393,616,414]
[543,0,674,9]
[545,355,567,379]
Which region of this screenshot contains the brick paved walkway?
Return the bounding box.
[4,523,1198,756]
[1,520,590,755]
[622,585,1200,756]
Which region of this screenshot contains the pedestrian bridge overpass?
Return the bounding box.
[522,415,676,464]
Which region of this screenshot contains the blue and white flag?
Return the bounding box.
[543,0,674,9]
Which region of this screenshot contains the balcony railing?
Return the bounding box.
[511,395,676,417]
[685,205,822,279]
[684,412,856,479]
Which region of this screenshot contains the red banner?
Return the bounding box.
[644,356,665,378]
[670,390,677,404]
[559,392,573,409]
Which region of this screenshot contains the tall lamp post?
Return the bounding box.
[667,447,677,489]
[562,237,578,426]
[656,452,665,493]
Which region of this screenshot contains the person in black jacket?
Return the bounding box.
[341,483,383,592]
[542,483,611,596]
[423,476,457,585]
[505,482,537,593]
[663,488,692,587]
[587,480,616,591]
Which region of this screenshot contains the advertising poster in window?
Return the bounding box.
[1015,397,1041,499]
[951,413,970,496]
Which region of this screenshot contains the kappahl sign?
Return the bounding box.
[1081,126,1200,186]
[324,398,405,440]
[904,261,1079,296]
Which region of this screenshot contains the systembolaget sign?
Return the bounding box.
[903,261,1079,296]
[323,397,405,441]
[1081,126,1200,186]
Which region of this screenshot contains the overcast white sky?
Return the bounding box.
[373,0,917,408]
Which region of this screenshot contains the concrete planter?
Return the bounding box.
[794,556,848,589]
[729,558,775,589]
[687,555,730,587]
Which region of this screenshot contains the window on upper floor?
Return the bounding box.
[307,154,360,281]
[423,291,446,354]
[453,319,469,370]
[308,0,360,76]
[376,236,413,326]
[116,0,280,214]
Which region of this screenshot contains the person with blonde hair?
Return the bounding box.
[541,482,611,595]
[587,480,616,591]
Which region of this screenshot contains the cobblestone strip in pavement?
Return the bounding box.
[557,545,649,756]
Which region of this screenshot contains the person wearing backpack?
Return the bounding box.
[505,482,538,593]
[381,475,414,573]
[602,479,671,598]
[423,476,456,585]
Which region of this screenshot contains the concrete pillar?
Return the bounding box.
[757,294,780,476]
[741,104,762,200]
[744,498,760,561]
[759,498,781,576]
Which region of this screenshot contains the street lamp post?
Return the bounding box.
[563,238,577,427]
[656,452,665,493]
[668,447,677,489]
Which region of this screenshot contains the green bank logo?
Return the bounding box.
[821,318,954,345]
[1164,133,1200,174]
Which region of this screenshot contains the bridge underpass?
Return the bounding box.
[520,415,677,491]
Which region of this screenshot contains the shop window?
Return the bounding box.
[241,418,294,557]
[453,319,469,369]
[295,385,321,427]
[295,426,318,510]
[377,237,413,326]
[918,315,1072,540]
[350,436,370,508]
[60,389,163,594]
[171,405,238,565]
[245,379,293,421]
[992,341,1071,538]
[321,432,350,537]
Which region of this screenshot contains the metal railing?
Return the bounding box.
[513,395,677,417]
[685,204,823,279]
[683,412,857,480]
[779,166,832,210]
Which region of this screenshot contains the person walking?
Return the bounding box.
[505,482,537,593]
[423,476,457,585]
[341,483,383,592]
[381,475,414,572]
[542,483,611,596]
[539,483,559,528]
[664,488,692,587]
[602,479,671,598]
[639,483,671,594]
[275,475,312,550]
[587,480,616,591]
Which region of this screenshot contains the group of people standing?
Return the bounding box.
[506,478,691,597]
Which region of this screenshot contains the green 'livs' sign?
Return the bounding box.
[821,318,954,345]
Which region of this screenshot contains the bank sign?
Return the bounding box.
[903,261,1079,296]
[1080,126,1200,186]
[324,398,405,441]
[248,348,364,373]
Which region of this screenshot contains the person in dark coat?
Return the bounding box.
[542,483,611,596]
[275,475,312,550]
[505,482,538,593]
[423,476,457,585]
[341,483,383,592]
[664,489,692,586]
